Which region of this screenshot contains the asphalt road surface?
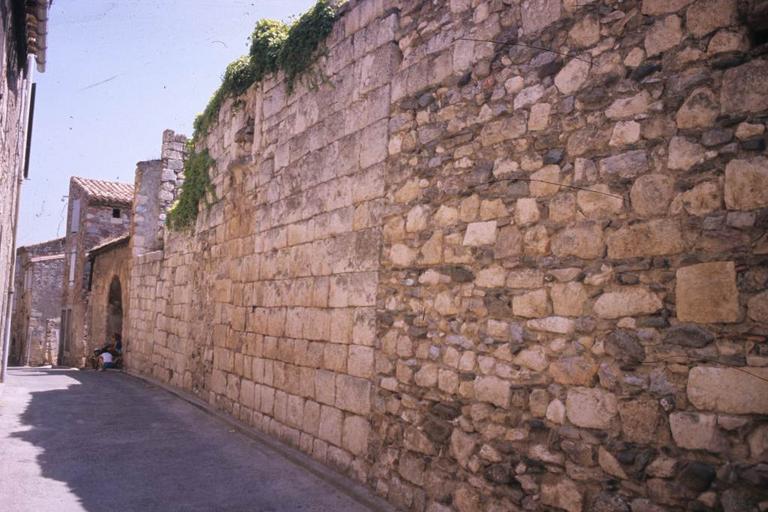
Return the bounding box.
[0,368,387,512]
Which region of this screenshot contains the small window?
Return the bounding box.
[112,208,121,218]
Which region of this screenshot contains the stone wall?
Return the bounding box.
[88,239,130,355]
[125,1,768,511]
[9,237,65,366]
[0,0,34,377]
[61,181,132,366]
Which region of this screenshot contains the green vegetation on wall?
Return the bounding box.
[166,147,215,230]
[191,0,338,141]
[169,1,339,232]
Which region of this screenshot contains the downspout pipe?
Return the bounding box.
[0,56,35,382]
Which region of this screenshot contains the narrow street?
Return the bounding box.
[0,368,386,512]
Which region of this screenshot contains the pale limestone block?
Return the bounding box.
[606,219,684,258]
[644,15,683,57]
[593,287,662,319]
[566,387,618,429]
[724,157,768,210]
[676,262,740,323]
[463,221,497,246]
[687,366,768,414]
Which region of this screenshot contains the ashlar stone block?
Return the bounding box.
[676,262,740,323]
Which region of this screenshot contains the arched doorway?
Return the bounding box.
[106,276,123,345]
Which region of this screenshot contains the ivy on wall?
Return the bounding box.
[168,0,339,231]
[166,147,214,230]
[192,0,337,141]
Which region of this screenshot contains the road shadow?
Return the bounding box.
[7,368,367,512]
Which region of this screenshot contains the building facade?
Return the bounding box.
[0,0,51,381]
[59,177,133,366]
[9,237,65,366]
[86,234,130,357]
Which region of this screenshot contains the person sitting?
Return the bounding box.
[97,350,115,371]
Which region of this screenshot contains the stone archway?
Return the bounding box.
[105,276,123,345]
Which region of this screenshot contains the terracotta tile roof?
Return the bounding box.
[71,177,134,205]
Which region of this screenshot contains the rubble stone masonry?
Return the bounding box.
[124,1,768,510]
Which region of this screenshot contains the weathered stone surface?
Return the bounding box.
[677,462,716,492]
[515,346,549,371]
[549,355,598,385]
[676,181,721,216]
[450,428,477,465]
[594,287,663,319]
[604,330,645,368]
[566,387,618,429]
[748,290,768,322]
[528,102,551,131]
[529,165,563,197]
[669,412,727,452]
[576,185,623,218]
[630,174,674,217]
[686,0,737,38]
[607,219,684,258]
[668,136,707,171]
[708,29,749,55]
[521,0,562,35]
[599,150,648,178]
[598,446,628,479]
[474,376,510,407]
[495,225,523,258]
[721,60,768,114]
[552,223,605,259]
[551,282,588,316]
[642,0,694,14]
[555,59,591,95]
[541,477,583,512]
[676,87,718,129]
[645,16,683,57]
[748,424,768,461]
[724,157,768,210]
[619,399,660,444]
[569,14,600,48]
[606,92,651,120]
[463,221,497,246]
[609,120,640,147]
[515,197,540,226]
[676,262,740,323]
[687,366,768,414]
[547,399,566,424]
[664,324,714,348]
[513,289,550,318]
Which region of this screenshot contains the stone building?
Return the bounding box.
[9,237,64,366]
[59,177,133,366]
[0,0,51,381]
[86,234,130,356]
[92,0,768,510]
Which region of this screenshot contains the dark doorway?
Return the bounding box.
[106,277,123,344]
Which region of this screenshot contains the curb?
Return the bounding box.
[122,370,397,512]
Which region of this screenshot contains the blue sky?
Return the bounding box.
[18,0,315,246]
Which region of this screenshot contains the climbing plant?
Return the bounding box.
[166,146,215,230]
[276,0,336,93]
[192,0,338,141]
[172,0,339,232]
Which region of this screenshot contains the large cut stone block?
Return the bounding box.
[687,366,768,414]
[669,412,726,452]
[676,262,740,323]
[593,287,663,319]
[607,219,684,259]
[724,157,768,210]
